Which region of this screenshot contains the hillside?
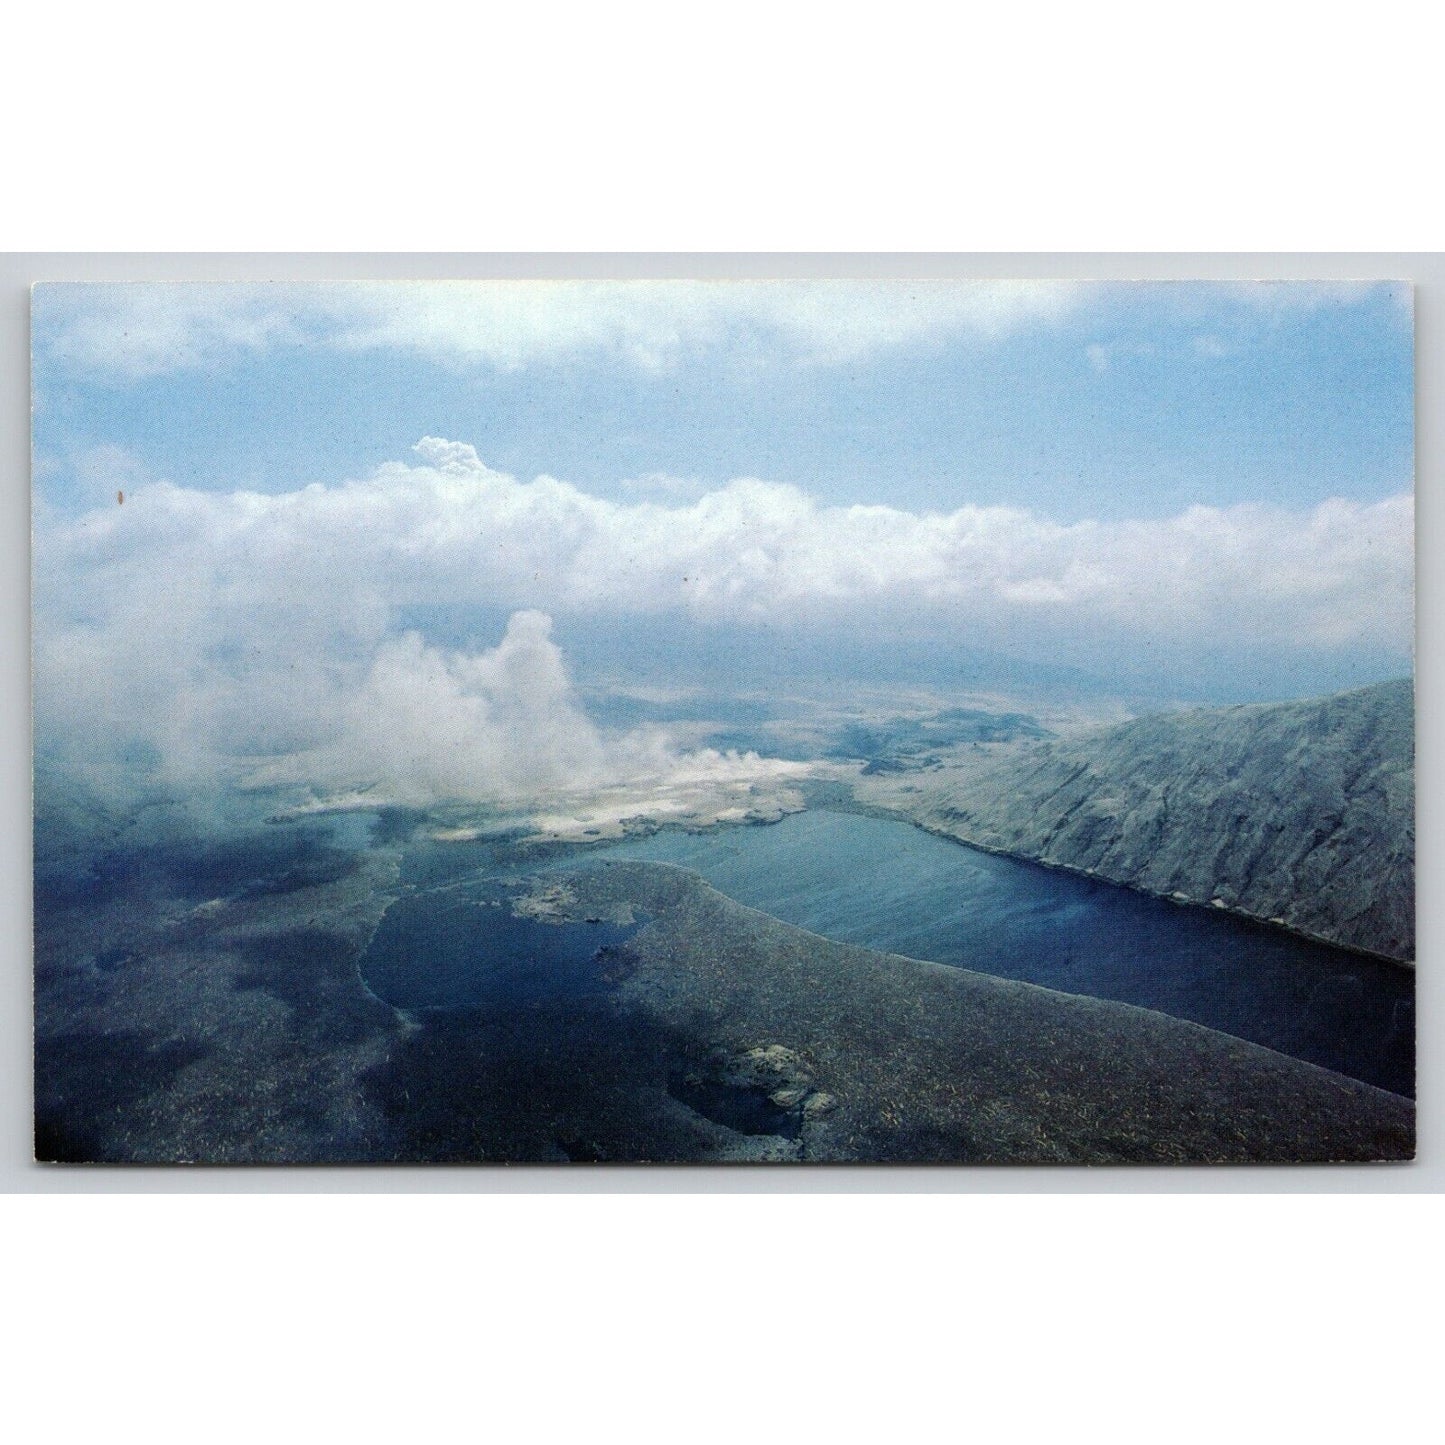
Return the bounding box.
[34,829,1414,1163]
[858,679,1414,961]
[583,863,1413,1164]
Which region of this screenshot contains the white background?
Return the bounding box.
[3,5,1441,1441]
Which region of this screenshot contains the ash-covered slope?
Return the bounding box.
[33,822,1414,1165]
[567,862,1415,1164]
[862,679,1414,961]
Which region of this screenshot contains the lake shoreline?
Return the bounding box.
[544,806,1414,1098]
[509,793,1416,973]
[865,804,1417,972]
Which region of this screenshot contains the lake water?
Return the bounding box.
[362,877,644,1011]
[576,809,1415,1097]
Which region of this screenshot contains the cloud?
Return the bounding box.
[34,442,155,510]
[1085,340,1160,372]
[34,279,1406,384]
[33,439,1413,813]
[33,580,803,821]
[1220,279,1411,316]
[241,611,799,818]
[35,283,307,379]
[619,471,710,501]
[265,611,611,803]
[34,279,1090,379]
[1192,334,1233,358]
[39,439,1413,652]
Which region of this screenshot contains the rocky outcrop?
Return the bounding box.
[860,680,1414,962]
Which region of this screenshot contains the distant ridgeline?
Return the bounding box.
[875,680,1415,962]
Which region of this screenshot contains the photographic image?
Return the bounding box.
[31,276,1415,1165]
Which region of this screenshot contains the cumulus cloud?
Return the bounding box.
[34,279,1089,379]
[249,612,610,804]
[34,579,802,821]
[619,471,711,501]
[33,438,1413,814]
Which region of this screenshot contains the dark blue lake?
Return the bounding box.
[362,879,643,1011]
[579,809,1415,1097]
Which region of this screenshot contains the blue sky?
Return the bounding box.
[33,279,1413,522]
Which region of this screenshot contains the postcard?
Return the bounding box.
[31,277,1415,1164]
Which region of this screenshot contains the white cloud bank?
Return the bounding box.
[33,439,1412,814]
[36,279,1089,378]
[35,279,1402,382]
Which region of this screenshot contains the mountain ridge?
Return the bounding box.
[856,679,1415,962]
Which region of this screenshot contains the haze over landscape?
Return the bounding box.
[31,279,1417,1165]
